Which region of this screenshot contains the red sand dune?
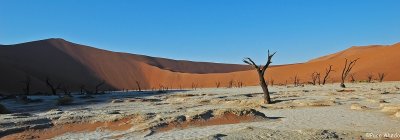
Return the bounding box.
[0,39,399,94]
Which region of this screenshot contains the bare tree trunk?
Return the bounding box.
[243,50,276,104]
[323,65,333,85]
[258,73,271,104]
[340,58,359,88]
[293,75,299,87]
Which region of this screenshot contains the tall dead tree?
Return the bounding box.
[46,77,61,95]
[95,81,105,94]
[136,81,142,92]
[378,73,386,82]
[243,50,276,104]
[322,65,334,85]
[340,58,359,88]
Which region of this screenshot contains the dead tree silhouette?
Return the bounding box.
[340,58,359,88]
[322,65,334,85]
[46,77,61,95]
[378,73,386,82]
[293,75,300,87]
[311,72,319,85]
[243,50,276,104]
[215,81,221,88]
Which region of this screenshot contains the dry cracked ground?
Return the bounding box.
[1,82,400,140]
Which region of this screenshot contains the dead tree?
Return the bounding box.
[95,81,105,94]
[322,65,334,85]
[46,77,61,95]
[293,75,300,86]
[236,81,243,88]
[367,73,373,83]
[191,82,198,90]
[311,72,319,85]
[316,73,321,85]
[340,58,359,88]
[228,80,234,88]
[378,73,386,82]
[21,76,31,95]
[243,50,276,104]
[215,81,221,88]
[136,81,142,92]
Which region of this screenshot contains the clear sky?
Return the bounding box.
[1,0,399,65]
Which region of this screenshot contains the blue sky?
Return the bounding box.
[1,0,399,64]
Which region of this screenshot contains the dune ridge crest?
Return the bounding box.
[1,39,400,94]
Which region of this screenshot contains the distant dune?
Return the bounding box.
[0,39,399,94]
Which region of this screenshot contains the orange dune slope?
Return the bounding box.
[0,39,399,94]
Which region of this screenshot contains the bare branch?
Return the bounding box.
[322,65,333,85]
[378,73,386,82]
[262,50,276,75]
[243,57,259,69]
